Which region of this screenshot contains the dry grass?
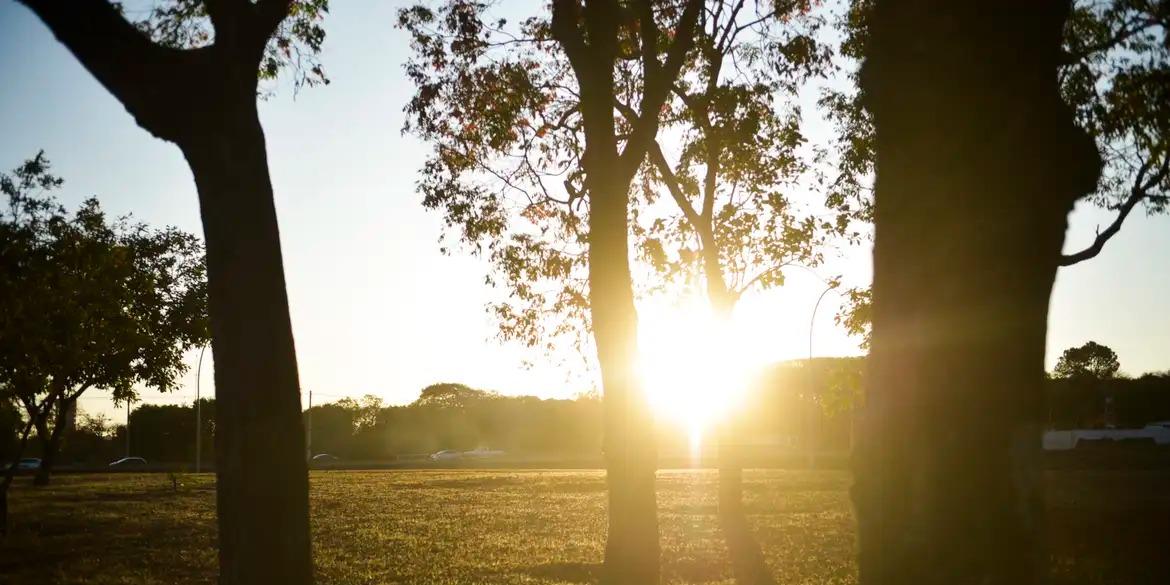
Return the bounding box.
[1,468,1166,584]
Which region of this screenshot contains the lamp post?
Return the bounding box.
[806,281,839,468]
[305,389,313,462]
[195,343,208,473]
[125,397,132,458]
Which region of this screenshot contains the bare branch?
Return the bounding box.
[1060,158,1166,266]
[647,141,703,228]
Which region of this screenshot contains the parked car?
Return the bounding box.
[9,457,41,471]
[108,457,148,468]
[429,449,462,461]
[310,453,340,466]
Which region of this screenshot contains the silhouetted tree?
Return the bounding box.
[13,2,327,582]
[853,2,1101,584]
[400,2,702,581]
[0,153,207,534]
[1054,341,1121,380]
[411,383,495,409]
[622,3,832,580]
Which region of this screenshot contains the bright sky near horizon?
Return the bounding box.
[1,2,1167,422]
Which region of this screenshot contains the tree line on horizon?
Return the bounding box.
[8,351,1169,474]
[2,1,1167,584]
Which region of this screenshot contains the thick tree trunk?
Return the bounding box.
[181,98,313,585]
[853,2,1100,584]
[589,169,660,585]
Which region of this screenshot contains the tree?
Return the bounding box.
[627,3,832,581]
[0,152,207,532]
[1054,341,1121,380]
[411,383,496,409]
[853,2,1101,584]
[14,2,327,582]
[399,2,703,581]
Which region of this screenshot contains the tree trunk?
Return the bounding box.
[32,398,73,487]
[0,487,7,537]
[0,419,34,537]
[718,428,776,585]
[590,169,660,585]
[853,2,1100,584]
[180,97,313,585]
[702,246,775,585]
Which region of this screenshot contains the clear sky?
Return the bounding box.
[1,2,1167,420]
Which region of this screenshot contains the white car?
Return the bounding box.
[429,450,462,461]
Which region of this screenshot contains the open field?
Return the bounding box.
[3,469,1168,584]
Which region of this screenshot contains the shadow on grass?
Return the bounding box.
[24,485,211,507]
[523,561,602,583]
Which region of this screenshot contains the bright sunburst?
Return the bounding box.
[637,299,763,455]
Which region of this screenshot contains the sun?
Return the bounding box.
[637,299,762,454]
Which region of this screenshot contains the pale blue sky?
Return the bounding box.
[1,2,1166,419]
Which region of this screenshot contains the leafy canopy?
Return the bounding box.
[0,152,209,411]
[400,1,837,364]
[117,0,330,91]
[1054,341,1122,380]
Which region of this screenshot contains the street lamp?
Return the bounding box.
[806,280,840,468]
[195,343,208,473]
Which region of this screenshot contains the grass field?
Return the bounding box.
[2,468,1167,584]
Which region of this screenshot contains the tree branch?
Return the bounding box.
[550,0,591,86]
[253,0,295,44]
[1059,17,1159,65]
[17,0,211,143]
[619,0,704,177]
[1060,158,1165,266]
[646,141,703,228]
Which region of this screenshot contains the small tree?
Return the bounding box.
[0,153,208,478]
[0,152,207,530]
[411,383,496,409]
[1054,341,1121,380]
[400,3,703,581]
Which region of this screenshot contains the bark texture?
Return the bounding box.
[853,1,1101,584]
